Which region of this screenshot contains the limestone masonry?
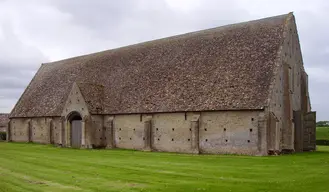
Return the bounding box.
[0,113,9,133]
[7,13,316,155]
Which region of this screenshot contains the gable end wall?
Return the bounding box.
[267,13,307,152]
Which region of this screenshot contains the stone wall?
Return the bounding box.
[151,113,194,153]
[199,111,260,155]
[114,114,146,151]
[0,113,9,133]
[51,117,62,145]
[0,127,6,133]
[10,118,30,142]
[31,117,51,143]
[9,117,62,144]
[303,112,316,151]
[8,110,265,155]
[267,13,308,153]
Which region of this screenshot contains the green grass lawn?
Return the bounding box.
[1,143,329,192]
[317,127,329,140]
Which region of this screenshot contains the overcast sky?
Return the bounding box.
[0,0,328,120]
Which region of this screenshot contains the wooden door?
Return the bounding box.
[71,120,82,148]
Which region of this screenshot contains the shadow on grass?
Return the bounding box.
[3,142,329,158]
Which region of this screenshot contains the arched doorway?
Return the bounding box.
[68,112,82,148]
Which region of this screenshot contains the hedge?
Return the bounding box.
[0,131,6,141]
[316,140,329,146]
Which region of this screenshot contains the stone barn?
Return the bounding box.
[7,13,316,155]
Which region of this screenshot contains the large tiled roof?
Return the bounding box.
[10,13,290,117]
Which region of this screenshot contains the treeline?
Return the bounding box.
[316,121,329,127]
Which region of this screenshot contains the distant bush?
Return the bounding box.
[0,131,6,141]
[316,127,329,146]
[316,121,329,127]
[316,140,329,146]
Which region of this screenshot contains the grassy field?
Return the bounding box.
[316,127,329,140]
[0,143,329,192]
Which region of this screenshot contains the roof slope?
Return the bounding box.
[77,83,104,114]
[11,13,289,117]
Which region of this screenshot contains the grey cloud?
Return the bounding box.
[51,0,139,29]
[0,76,33,89]
[0,21,47,112]
[50,0,251,47]
[295,10,329,66]
[0,0,328,121]
[293,9,329,120]
[308,81,329,120]
[0,88,23,99]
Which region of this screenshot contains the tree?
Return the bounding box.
[316,121,329,127]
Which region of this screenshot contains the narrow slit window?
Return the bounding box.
[289,66,294,93]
